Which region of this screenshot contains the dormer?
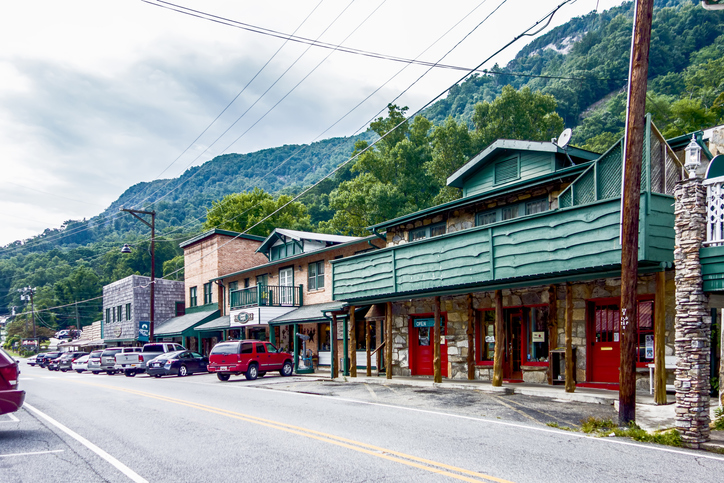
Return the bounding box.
[257,228,363,261]
[447,139,599,198]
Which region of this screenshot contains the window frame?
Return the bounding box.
[125,303,131,321]
[203,282,213,305]
[475,196,549,227]
[308,260,325,291]
[189,286,198,307]
[409,222,447,242]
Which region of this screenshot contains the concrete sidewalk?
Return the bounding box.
[295,369,724,452]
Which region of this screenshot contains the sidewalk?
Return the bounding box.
[296,368,724,452]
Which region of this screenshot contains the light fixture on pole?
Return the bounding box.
[120,208,156,343]
[684,134,702,178]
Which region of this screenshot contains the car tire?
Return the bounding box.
[106,371,115,375]
[217,373,230,382]
[178,365,188,377]
[76,370,83,373]
[92,371,99,375]
[280,361,293,377]
[245,364,258,381]
[60,369,67,372]
[154,374,162,378]
[125,370,136,377]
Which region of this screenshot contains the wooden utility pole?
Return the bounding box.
[492,290,504,386]
[433,296,442,383]
[619,0,655,425]
[467,293,475,380]
[349,306,357,377]
[386,302,393,380]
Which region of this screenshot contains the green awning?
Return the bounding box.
[155,309,219,337]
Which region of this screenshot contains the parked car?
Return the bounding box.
[26,356,38,366]
[100,347,142,375]
[0,347,25,416]
[47,354,65,371]
[115,343,185,377]
[87,350,104,374]
[208,340,293,381]
[38,351,62,369]
[147,351,208,377]
[57,352,88,372]
[72,354,90,373]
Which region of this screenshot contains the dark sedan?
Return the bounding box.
[147,351,208,377]
[58,352,88,372]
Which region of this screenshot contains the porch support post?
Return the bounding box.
[343,316,349,376]
[654,271,667,404]
[269,325,276,346]
[565,283,576,393]
[366,319,371,377]
[548,285,558,385]
[331,315,337,379]
[293,323,299,374]
[467,293,475,380]
[433,296,442,383]
[350,306,357,377]
[492,290,504,387]
[386,302,393,380]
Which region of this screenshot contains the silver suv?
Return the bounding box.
[100,347,141,375]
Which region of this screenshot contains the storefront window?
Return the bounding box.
[318,324,330,351]
[527,306,549,363]
[593,299,655,365]
[353,321,376,350]
[478,310,495,362]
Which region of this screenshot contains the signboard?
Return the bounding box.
[532,331,545,342]
[230,309,256,327]
[413,318,443,328]
[645,334,654,359]
[138,321,150,343]
[21,339,38,347]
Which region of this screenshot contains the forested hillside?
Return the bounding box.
[4,0,724,341]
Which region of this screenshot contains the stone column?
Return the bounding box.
[673,177,711,447]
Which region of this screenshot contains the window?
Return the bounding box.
[241,342,253,354]
[265,342,278,353]
[526,198,548,215]
[475,197,549,227]
[256,343,266,354]
[308,261,325,290]
[476,212,497,226]
[125,303,131,321]
[354,321,376,350]
[203,283,213,305]
[244,278,250,288]
[105,308,111,323]
[593,300,654,365]
[527,306,550,363]
[494,156,519,184]
[189,287,197,307]
[228,281,238,292]
[256,274,268,286]
[116,306,122,322]
[175,302,185,317]
[318,324,331,351]
[270,241,303,261]
[478,310,495,362]
[409,222,446,242]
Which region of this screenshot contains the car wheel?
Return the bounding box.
[245,364,258,381]
[280,361,293,377]
[106,371,115,375]
[92,371,99,375]
[217,373,230,382]
[60,369,67,372]
[76,370,83,373]
[154,374,162,378]
[178,365,188,377]
[125,370,136,377]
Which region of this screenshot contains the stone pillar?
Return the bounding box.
[673,178,711,447]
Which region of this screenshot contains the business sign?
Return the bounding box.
[413,318,443,328]
[138,321,150,343]
[230,309,257,327]
[21,339,38,346]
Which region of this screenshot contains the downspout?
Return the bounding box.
[372,227,386,242]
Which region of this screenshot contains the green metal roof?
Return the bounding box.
[155,309,219,337]
[268,302,345,326]
[194,315,231,332]
[179,229,265,249]
[666,130,713,160]
[255,228,363,255]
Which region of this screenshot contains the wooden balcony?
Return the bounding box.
[230,285,303,309]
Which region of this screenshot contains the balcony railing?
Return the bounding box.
[230,285,303,309]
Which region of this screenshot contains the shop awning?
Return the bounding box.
[194,315,231,332]
[269,302,347,326]
[79,339,106,347]
[155,309,219,337]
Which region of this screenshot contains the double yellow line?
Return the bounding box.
[74,380,513,483]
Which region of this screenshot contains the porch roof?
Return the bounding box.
[269,302,345,326]
[195,315,231,332]
[155,309,219,337]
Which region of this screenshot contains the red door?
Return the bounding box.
[590,303,620,383]
[504,312,526,380]
[410,317,448,377]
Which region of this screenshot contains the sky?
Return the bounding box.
[0,0,628,247]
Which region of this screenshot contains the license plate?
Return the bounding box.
[219,366,228,371]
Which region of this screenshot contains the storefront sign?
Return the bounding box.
[645,334,654,359]
[532,331,545,342]
[230,309,257,327]
[138,321,150,343]
[413,318,442,328]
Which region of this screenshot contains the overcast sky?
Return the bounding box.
[0,0,628,247]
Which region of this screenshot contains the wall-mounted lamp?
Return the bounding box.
[685,134,702,178]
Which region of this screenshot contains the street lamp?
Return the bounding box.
[685,134,702,178]
[120,208,156,343]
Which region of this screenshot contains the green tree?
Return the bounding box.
[427,116,476,204]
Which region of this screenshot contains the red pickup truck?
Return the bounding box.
[208,340,293,381]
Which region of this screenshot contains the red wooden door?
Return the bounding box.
[505,312,525,380]
[590,304,620,383]
[410,318,448,377]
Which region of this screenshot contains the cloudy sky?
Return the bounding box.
[0,0,627,246]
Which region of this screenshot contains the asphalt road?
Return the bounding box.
[2,363,724,483]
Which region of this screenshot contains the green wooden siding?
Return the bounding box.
[701,245,724,291]
[332,196,674,301]
[464,152,554,198]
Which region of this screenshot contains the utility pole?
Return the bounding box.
[19,286,37,351]
[619,0,655,426]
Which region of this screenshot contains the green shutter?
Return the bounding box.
[495,157,518,184]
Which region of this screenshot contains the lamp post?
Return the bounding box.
[120,208,156,343]
[684,134,702,178]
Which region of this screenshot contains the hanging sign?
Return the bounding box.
[138,321,150,343]
[413,318,443,328]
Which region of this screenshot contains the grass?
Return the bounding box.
[548,417,683,447]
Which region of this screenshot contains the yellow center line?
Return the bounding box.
[71,379,513,483]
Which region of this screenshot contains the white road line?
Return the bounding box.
[23,403,148,483]
[194,380,724,462]
[0,413,20,423]
[0,450,64,458]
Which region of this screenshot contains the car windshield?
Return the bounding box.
[142,344,168,353]
[76,355,89,362]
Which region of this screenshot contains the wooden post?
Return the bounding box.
[350,306,357,377]
[377,319,383,376]
[293,323,299,374]
[492,290,504,386]
[433,296,442,383]
[331,315,337,379]
[654,271,667,404]
[366,319,371,377]
[548,285,558,385]
[565,283,575,393]
[386,302,393,379]
[619,0,654,426]
[467,293,475,380]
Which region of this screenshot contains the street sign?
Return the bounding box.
[138,321,150,342]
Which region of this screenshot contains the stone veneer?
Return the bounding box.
[673,177,711,447]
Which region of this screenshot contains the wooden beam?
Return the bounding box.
[565,283,576,393]
[386,302,393,379]
[492,290,504,386]
[350,306,357,377]
[366,318,372,377]
[548,285,558,385]
[467,293,475,380]
[331,314,337,379]
[654,271,667,404]
[434,296,442,383]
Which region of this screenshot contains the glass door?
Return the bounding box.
[278,267,293,305]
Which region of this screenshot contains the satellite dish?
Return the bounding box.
[556,128,572,149]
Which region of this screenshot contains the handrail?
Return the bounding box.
[370,341,386,356]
